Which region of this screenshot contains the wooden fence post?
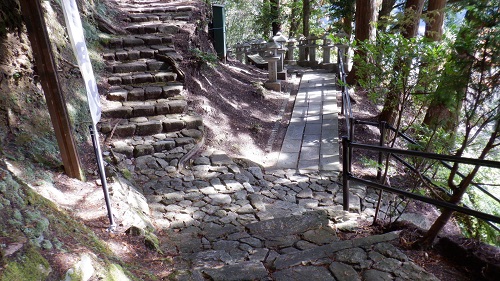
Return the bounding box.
[19,0,83,180]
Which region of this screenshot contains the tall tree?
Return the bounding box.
[425,0,447,41]
[422,0,451,129]
[379,0,425,124]
[346,0,378,84]
[419,0,500,246]
[302,0,311,37]
[402,0,425,38]
[328,0,356,36]
[377,0,397,32]
[288,0,302,38]
[270,0,281,35]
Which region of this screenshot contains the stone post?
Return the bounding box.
[298,36,307,66]
[258,39,267,57]
[273,32,288,80]
[336,44,349,73]
[250,40,260,54]
[285,38,297,65]
[322,35,332,64]
[277,47,287,80]
[243,42,251,64]
[264,40,281,91]
[335,30,349,71]
[235,43,244,63]
[321,34,335,70]
[308,35,318,67]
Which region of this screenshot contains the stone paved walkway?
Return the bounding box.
[103,1,443,280]
[276,71,340,173]
[119,69,440,279]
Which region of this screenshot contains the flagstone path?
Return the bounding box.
[98,0,442,280]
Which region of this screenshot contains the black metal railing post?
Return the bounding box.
[348,117,355,173]
[377,121,386,180]
[342,136,350,211]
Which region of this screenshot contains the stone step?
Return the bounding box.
[245,210,330,238]
[105,59,172,74]
[103,46,175,62]
[109,128,203,159]
[107,71,177,86]
[101,99,187,119]
[128,11,192,23]
[103,35,173,50]
[120,5,195,15]
[99,114,203,138]
[107,84,183,102]
[125,22,184,35]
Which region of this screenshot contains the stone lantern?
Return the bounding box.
[273,32,288,80]
[273,32,288,48]
[250,39,260,54]
[285,38,297,65]
[263,40,281,92]
[257,39,267,57]
[298,35,307,65]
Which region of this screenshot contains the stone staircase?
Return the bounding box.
[98,0,203,164]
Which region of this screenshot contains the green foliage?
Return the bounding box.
[190,48,218,65]
[407,124,454,154]
[360,157,384,171]
[254,0,281,39]
[217,0,263,46]
[327,0,355,34]
[354,32,447,132]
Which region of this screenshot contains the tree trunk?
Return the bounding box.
[423,6,475,133]
[422,0,453,130]
[378,0,397,32]
[419,119,500,247]
[288,0,300,38]
[303,0,310,58]
[379,0,424,125]
[402,0,425,38]
[425,0,447,41]
[346,0,377,85]
[340,0,355,37]
[302,0,310,37]
[271,0,281,36]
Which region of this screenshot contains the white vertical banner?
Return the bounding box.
[61,0,101,126]
[61,0,115,230]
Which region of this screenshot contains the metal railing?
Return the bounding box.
[341,136,500,225]
[336,46,500,229]
[338,48,352,138]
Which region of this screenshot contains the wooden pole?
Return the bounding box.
[19,0,83,180]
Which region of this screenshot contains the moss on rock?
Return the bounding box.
[0,245,51,281]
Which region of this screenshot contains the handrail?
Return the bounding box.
[337,47,352,139]
[350,141,500,168]
[349,120,500,232]
[358,121,500,206]
[336,44,499,231]
[342,137,500,225]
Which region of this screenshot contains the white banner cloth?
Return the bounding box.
[61,0,101,125]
